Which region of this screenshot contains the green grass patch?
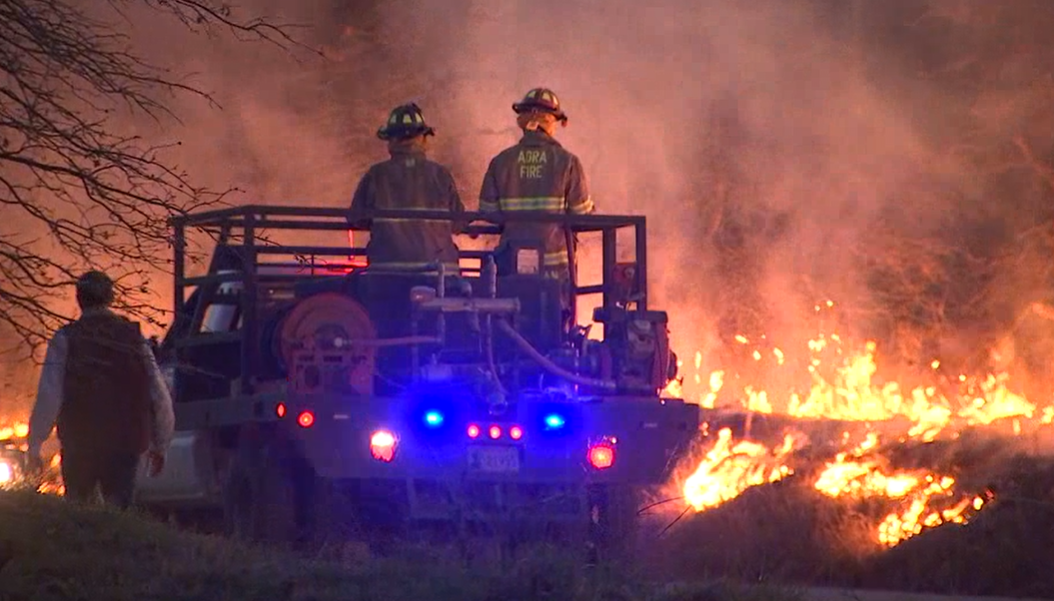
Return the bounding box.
[0,491,800,601]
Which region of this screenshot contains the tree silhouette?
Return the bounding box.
[0,0,308,355]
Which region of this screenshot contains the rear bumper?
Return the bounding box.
[283,393,699,486]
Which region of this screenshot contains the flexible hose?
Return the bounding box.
[495,318,616,391]
[484,317,507,395]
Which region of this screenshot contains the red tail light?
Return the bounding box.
[276,403,287,418]
[509,425,524,440]
[369,429,397,462]
[488,425,502,440]
[588,442,616,470]
[467,424,481,438]
[297,410,314,428]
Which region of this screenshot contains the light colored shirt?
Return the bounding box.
[27,312,175,458]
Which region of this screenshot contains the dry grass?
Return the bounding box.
[643,433,1054,599]
[643,479,877,587]
[861,455,1054,599]
[8,428,1045,600]
[0,490,802,601]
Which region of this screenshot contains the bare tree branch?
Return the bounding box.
[0,0,306,357]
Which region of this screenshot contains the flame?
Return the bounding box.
[0,422,28,440]
[663,378,684,398]
[682,427,801,511]
[702,370,724,409]
[812,436,984,546]
[675,299,1026,548]
[876,487,986,547]
[680,424,990,546]
[0,421,64,496]
[702,328,1037,439]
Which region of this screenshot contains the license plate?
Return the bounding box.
[466,445,520,473]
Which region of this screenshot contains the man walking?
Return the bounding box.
[27,270,174,509]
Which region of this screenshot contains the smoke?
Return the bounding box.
[105,0,960,402]
[359,0,961,402]
[13,0,1040,410]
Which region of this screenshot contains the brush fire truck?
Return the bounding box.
[137,205,699,554]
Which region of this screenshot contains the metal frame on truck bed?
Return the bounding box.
[144,204,699,557]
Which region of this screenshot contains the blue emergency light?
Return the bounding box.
[543,413,566,430]
[423,410,445,428]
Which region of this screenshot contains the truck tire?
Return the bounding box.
[588,483,640,563]
[223,431,313,546]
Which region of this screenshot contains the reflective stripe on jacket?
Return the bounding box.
[478,131,594,267]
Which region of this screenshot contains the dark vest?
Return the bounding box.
[57,311,152,453]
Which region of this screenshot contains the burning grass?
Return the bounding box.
[649,313,1054,598]
[649,385,1054,594]
[665,313,1052,538]
[860,455,1054,599]
[5,297,1054,598]
[647,437,1054,598]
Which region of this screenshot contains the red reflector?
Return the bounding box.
[509,425,523,440]
[297,411,314,428]
[467,424,481,438]
[588,443,615,470]
[370,429,397,462]
[488,425,502,440]
[276,403,287,418]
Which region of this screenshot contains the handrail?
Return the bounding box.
[170,204,646,232]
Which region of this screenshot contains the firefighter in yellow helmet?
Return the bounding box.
[349,103,465,272]
[479,88,594,321]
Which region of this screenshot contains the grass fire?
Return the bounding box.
[643,297,1054,597]
[7,1,1054,600]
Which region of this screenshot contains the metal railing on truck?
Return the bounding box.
[169,205,650,397]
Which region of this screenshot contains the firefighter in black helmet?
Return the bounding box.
[349,103,465,272]
[479,88,594,322]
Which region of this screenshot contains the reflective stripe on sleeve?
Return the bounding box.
[543,250,569,266]
[568,196,594,214]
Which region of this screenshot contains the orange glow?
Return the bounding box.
[683,427,799,511]
[588,443,616,469]
[0,422,28,440]
[347,230,367,268]
[369,429,397,462]
[672,300,1025,547]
